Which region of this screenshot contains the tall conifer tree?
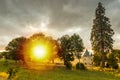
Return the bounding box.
[90,2,114,68]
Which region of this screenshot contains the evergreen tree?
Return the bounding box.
[90,2,114,68]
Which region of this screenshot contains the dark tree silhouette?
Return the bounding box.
[23,33,60,63]
[90,2,114,68]
[71,33,84,63]
[113,49,120,61]
[5,37,27,62]
[58,33,84,69]
[58,35,74,69]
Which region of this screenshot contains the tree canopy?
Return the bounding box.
[90,2,114,67]
[5,37,26,61]
[23,33,60,64]
[58,33,84,69]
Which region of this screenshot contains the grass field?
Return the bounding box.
[0,60,120,80]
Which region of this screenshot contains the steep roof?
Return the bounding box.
[82,49,90,57]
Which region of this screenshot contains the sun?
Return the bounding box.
[32,45,47,59]
[22,33,60,69]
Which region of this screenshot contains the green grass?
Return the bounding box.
[0,60,120,80]
[0,60,15,71]
[16,69,120,80]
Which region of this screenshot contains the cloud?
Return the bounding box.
[0,0,119,49]
[113,33,120,49]
[106,0,120,34]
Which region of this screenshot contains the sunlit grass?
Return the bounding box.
[16,68,120,80]
[0,60,120,80]
[0,60,15,71]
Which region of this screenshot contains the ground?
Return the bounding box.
[0,60,120,80]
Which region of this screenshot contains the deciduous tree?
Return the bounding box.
[5,37,26,62]
[59,33,84,69]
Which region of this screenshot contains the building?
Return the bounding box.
[71,49,93,68]
[81,49,92,68]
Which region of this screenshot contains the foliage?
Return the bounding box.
[58,35,74,68]
[0,72,8,79]
[107,53,118,69]
[71,33,84,62]
[3,60,9,66]
[92,53,101,66]
[90,2,114,68]
[0,51,9,59]
[23,33,60,63]
[76,62,86,70]
[65,61,72,70]
[0,52,3,58]
[58,33,84,69]
[0,60,19,79]
[7,67,18,80]
[113,49,120,62]
[5,37,27,61]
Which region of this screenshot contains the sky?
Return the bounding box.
[0,0,120,51]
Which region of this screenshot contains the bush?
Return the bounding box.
[76,62,86,70]
[65,62,72,70]
[92,53,101,66]
[3,60,8,66]
[105,62,118,69]
[7,67,18,79]
[112,63,119,69]
[107,53,118,69]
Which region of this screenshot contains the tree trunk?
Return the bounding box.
[101,38,105,68]
[100,17,105,68]
[101,53,105,68]
[78,57,80,63]
[52,59,54,64]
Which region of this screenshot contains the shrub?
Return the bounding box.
[92,53,101,66]
[7,67,18,79]
[3,60,8,66]
[105,62,118,69]
[0,72,8,79]
[107,53,119,69]
[65,62,72,70]
[76,62,86,70]
[112,63,119,69]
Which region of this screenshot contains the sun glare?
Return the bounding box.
[23,33,60,69]
[33,45,47,59]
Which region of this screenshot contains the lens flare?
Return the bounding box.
[32,45,46,59]
[22,33,60,70]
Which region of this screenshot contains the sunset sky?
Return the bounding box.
[0,0,120,51]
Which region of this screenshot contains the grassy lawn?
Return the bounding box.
[17,68,120,80]
[0,60,120,80]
